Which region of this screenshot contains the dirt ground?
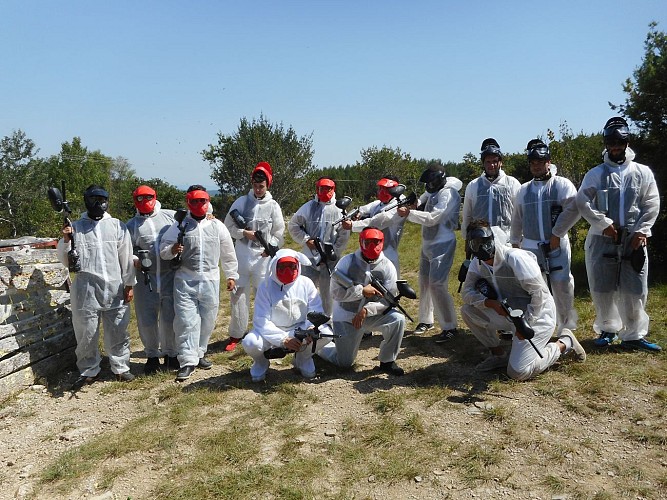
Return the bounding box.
[1,328,666,500]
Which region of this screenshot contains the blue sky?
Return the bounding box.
[1,1,665,189]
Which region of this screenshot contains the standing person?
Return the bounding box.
[397,165,462,342]
[510,140,581,335]
[288,177,350,315]
[242,249,331,382]
[318,227,406,375]
[159,185,239,381]
[126,185,179,374]
[341,175,407,277]
[461,221,586,379]
[57,185,136,386]
[223,162,285,352]
[461,138,521,240]
[576,117,661,351]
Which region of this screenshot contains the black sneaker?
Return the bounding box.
[198,358,213,370]
[163,356,180,371]
[72,374,97,389]
[176,365,195,381]
[375,361,405,376]
[116,371,135,382]
[413,323,434,335]
[434,329,458,343]
[144,357,161,375]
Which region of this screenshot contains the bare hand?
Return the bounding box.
[123,286,134,304]
[485,299,507,317]
[244,229,257,241]
[62,225,73,242]
[352,308,368,329]
[362,284,381,298]
[341,219,353,231]
[283,337,303,352]
[602,224,618,241]
[631,232,647,250]
[172,243,184,255]
[226,278,236,292]
[397,206,410,218]
[549,234,560,251]
[306,239,316,250]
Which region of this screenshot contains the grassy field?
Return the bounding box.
[8,222,667,499]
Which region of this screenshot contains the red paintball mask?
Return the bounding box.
[186,190,210,217]
[276,256,299,285]
[359,228,384,261]
[316,178,335,203]
[133,185,157,215]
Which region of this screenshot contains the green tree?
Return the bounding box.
[109,156,139,222]
[138,178,185,212]
[202,115,315,214]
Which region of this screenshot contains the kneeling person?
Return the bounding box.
[242,249,332,382]
[318,227,406,375]
[461,221,585,381]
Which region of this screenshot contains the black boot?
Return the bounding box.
[144,357,161,375]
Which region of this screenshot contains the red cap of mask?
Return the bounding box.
[252,162,273,187]
[316,178,335,203]
[186,190,210,217]
[359,228,384,261]
[133,185,157,214]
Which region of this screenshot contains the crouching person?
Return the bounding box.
[242,249,332,382]
[318,227,406,376]
[461,220,586,381]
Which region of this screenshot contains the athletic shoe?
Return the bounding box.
[176,365,195,381]
[434,329,457,343]
[163,356,180,371]
[144,357,161,375]
[620,338,662,352]
[375,361,405,376]
[198,358,213,370]
[413,323,434,335]
[475,354,509,372]
[559,329,587,362]
[593,331,618,347]
[225,337,241,352]
[72,375,97,389]
[251,374,266,383]
[116,371,135,382]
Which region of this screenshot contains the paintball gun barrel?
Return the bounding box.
[333,196,361,226]
[171,208,189,270]
[457,259,471,293]
[47,180,81,272]
[366,272,417,322]
[263,312,339,359]
[382,185,418,212]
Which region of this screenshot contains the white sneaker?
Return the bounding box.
[475,354,509,372]
[559,329,586,362]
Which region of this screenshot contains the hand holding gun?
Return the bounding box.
[333,196,361,226]
[475,278,543,358]
[365,272,417,322]
[602,224,628,288]
[382,184,418,212]
[230,209,279,257]
[312,237,337,276]
[48,181,81,272]
[264,312,340,359]
[171,208,189,270]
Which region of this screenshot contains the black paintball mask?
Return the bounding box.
[468,226,495,262]
[526,140,552,181]
[603,117,630,164]
[84,185,109,220]
[480,138,503,180]
[419,168,446,193]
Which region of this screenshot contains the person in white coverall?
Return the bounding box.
[57,185,137,386]
[126,185,179,374]
[461,221,586,380]
[223,162,285,352]
[461,138,521,241]
[317,227,406,376]
[397,165,462,343]
[576,117,661,352]
[510,141,581,335]
[341,176,407,277]
[288,177,350,316]
[159,185,239,381]
[242,249,332,382]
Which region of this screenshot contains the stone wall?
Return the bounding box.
[0,238,75,396]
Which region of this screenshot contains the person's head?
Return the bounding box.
[276,255,299,285]
[83,185,109,220]
[133,185,157,215]
[359,226,384,262]
[480,138,503,179]
[376,176,399,203]
[603,116,630,164]
[186,185,210,219]
[526,139,552,180]
[316,177,336,203]
[251,162,272,198]
[418,166,446,193]
[467,220,495,263]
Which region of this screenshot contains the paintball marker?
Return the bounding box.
[229,208,279,257]
[475,278,543,358]
[333,196,361,226]
[264,311,340,359]
[366,272,417,322]
[457,259,471,293]
[538,243,563,294]
[312,237,337,276]
[602,225,628,288]
[171,208,189,270]
[382,184,418,212]
[48,181,81,272]
[135,250,153,292]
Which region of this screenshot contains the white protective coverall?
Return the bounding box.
[461,227,562,381]
[224,190,285,339]
[159,213,239,367]
[510,169,581,334]
[350,197,406,277]
[462,170,521,239]
[242,249,332,380]
[57,212,136,377]
[406,177,462,331]
[317,249,405,368]
[576,148,660,340]
[126,201,177,358]
[288,195,350,315]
